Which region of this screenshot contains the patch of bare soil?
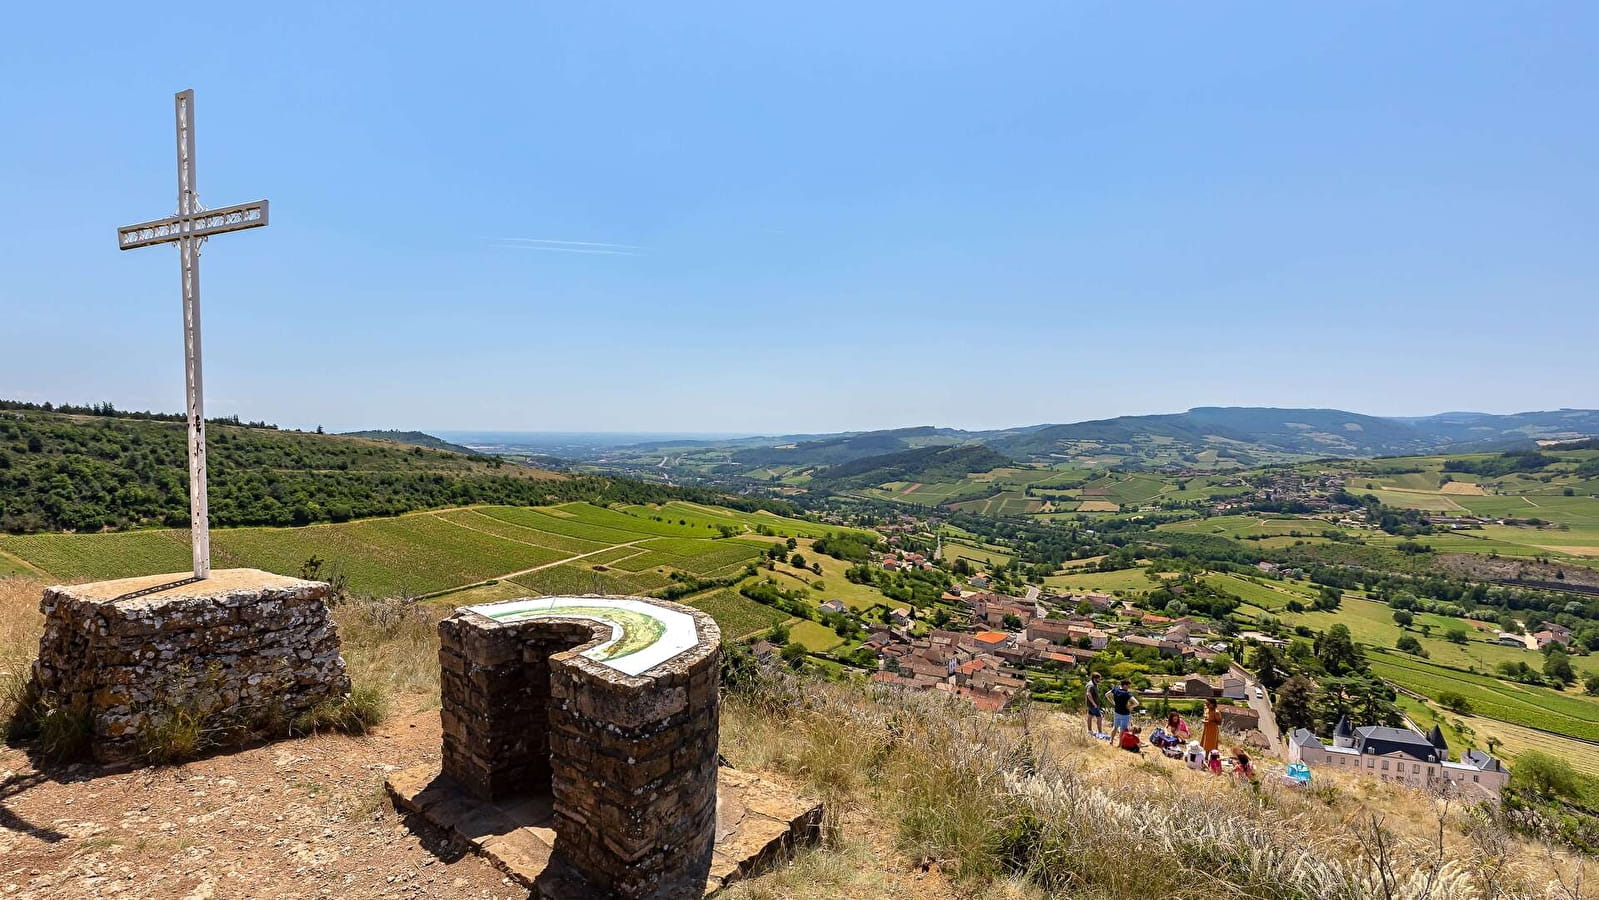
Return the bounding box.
[1,713,526,900]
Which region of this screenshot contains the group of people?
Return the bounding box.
[1086,672,1254,779]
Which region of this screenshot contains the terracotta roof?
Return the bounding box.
[972,631,1009,645]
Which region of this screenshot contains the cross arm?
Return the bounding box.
[117,199,270,250]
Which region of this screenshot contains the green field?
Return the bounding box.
[940,539,1012,570]
[778,543,894,612]
[1273,595,1595,677]
[1045,567,1154,594]
[0,549,37,578]
[1159,515,1353,542]
[0,501,840,641]
[1204,572,1304,610]
[1368,651,1599,742]
[789,619,847,653]
[677,587,786,639]
[1460,716,1599,778]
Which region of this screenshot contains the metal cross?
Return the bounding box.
[117,89,269,579]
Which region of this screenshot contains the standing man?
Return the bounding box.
[1085,671,1105,736]
[1110,679,1139,741]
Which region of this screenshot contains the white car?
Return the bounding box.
[1254,686,1265,698]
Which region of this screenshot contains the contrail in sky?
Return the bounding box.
[487,237,644,255]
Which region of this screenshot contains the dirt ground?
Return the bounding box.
[1,715,961,900]
[0,713,523,900]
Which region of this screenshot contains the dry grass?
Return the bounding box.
[722,671,1598,900]
[331,595,444,715]
[0,576,45,732]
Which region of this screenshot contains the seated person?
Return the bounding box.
[1166,711,1191,741]
[1119,725,1143,754]
[1233,750,1256,780]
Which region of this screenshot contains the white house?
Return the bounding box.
[1287,716,1509,798]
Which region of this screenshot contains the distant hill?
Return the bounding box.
[814,444,1012,489]
[984,407,1599,463]
[341,429,479,456]
[730,427,968,468]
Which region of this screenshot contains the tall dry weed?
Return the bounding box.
[332,595,443,714]
[0,577,45,732]
[722,672,1594,900]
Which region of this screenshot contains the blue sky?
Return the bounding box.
[2,2,1595,434]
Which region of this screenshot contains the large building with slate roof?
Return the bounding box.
[1287,715,1509,797]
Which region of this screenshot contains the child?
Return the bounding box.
[1207,749,1223,775]
[1233,750,1255,781]
[1185,741,1206,770]
[1119,725,1143,755]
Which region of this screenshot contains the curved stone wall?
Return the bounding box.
[437,595,721,899]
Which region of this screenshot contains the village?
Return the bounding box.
[739,533,1520,801]
[748,538,1276,748]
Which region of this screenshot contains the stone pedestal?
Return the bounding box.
[31,568,350,763]
[420,595,776,899]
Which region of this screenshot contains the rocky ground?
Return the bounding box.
[1,714,521,900]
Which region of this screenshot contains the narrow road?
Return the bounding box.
[1232,665,1283,758]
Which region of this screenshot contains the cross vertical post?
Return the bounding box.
[118,89,270,580]
[175,90,210,578]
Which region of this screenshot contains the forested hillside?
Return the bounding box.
[814,444,1011,488]
[0,409,791,533]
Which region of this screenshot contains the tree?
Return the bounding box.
[1002,613,1024,630]
[1584,672,1599,696]
[1274,675,1317,731]
[1543,648,1576,686]
[790,553,806,569]
[1418,623,1432,640]
[1314,624,1365,677]
[1314,586,1343,612]
[786,537,798,550]
[780,641,808,668]
[1444,626,1469,645]
[1437,691,1473,715]
[1396,634,1427,657]
[1511,751,1580,799]
[1392,609,1414,629]
[1250,644,1287,691]
[1314,676,1400,732]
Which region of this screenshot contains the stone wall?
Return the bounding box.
[439,615,605,801]
[437,596,721,900]
[31,569,350,763]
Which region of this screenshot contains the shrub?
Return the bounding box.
[291,686,387,736]
[1511,751,1580,800]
